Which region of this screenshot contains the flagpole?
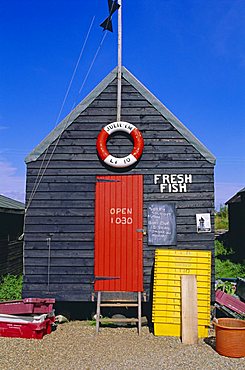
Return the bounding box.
[117,0,122,122]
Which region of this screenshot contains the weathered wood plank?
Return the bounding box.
[41,138,191,148]
[26,179,213,193]
[97,91,146,100]
[45,144,199,155]
[25,249,94,258]
[27,153,206,162]
[25,208,94,217]
[25,191,95,201]
[22,283,92,292]
[25,216,94,225]
[59,130,181,139]
[26,175,96,183]
[89,99,153,108]
[24,258,94,267]
[25,194,214,207]
[24,274,94,284]
[26,183,95,192]
[24,233,94,242]
[181,275,198,344]
[22,289,92,302]
[177,233,214,242]
[74,115,170,123]
[71,122,173,131]
[82,107,161,116]
[25,199,94,208]
[24,224,94,233]
[175,208,214,216]
[25,198,214,209]
[26,172,213,184]
[24,241,94,249]
[27,160,213,170]
[27,166,214,175]
[145,195,214,204]
[24,266,94,275]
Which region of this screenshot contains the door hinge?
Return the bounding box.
[94,276,120,281]
[96,179,121,183]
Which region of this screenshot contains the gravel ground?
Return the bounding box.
[0,322,244,370]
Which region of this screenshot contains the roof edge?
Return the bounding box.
[0,194,25,210]
[226,187,245,204]
[122,66,216,164]
[25,67,118,163]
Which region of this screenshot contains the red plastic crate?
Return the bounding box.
[216,290,245,316]
[0,298,55,315]
[0,317,53,339]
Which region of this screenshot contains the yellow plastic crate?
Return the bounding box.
[154,267,209,275]
[153,279,210,288]
[155,256,208,267]
[153,284,210,295]
[153,273,210,283]
[155,249,211,258]
[153,291,181,299]
[153,291,210,300]
[152,308,210,321]
[154,323,209,338]
[152,316,209,326]
[154,262,210,271]
[152,249,211,338]
[152,303,210,312]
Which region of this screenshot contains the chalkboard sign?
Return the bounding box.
[147,203,176,245]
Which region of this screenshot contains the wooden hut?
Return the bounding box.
[226,187,245,260]
[22,67,216,303]
[0,195,24,276]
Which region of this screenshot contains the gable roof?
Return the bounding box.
[26,66,216,164]
[226,187,245,204]
[0,194,25,212]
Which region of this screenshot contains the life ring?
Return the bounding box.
[96,121,144,168]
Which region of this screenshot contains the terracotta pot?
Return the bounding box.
[213,318,245,358]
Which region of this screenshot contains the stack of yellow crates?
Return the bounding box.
[152,249,211,338]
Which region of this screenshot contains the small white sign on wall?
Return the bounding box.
[196,213,211,233]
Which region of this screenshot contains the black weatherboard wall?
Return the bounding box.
[23,67,216,301]
[226,188,245,260]
[0,195,25,276]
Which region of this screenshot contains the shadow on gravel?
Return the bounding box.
[204,336,216,350]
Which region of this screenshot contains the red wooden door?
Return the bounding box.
[94,175,143,292]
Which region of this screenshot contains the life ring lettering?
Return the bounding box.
[96,121,144,168]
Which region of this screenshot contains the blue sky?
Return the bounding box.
[0,0,244,208]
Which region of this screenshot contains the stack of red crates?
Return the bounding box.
[0,298,55,339]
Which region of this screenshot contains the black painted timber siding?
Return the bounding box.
[23,76,215,301]
[227,192,245,260]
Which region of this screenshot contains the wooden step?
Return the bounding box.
[99,318,139,323]
[95,291,142,335]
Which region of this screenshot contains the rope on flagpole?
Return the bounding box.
[117,0,122,122]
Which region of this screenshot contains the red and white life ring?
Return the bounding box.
[96,121,144,168]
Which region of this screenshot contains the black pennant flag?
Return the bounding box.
[100,0,120,32]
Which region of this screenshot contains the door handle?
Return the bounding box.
[136,229,147,236]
